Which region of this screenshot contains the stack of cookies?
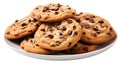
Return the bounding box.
[5,3,116,54]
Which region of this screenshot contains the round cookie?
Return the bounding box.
[34,18,82,51]
[31,3,76,22]
[5,16,40,39]
[72,13,116,45]
[64,41,98,54]
[20,37,53,54]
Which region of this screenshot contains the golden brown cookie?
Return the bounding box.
[20,37,53,54]
[72,13,117,45]
[34,18,82,51]
[31,3,76,22]
[65,41,98,54]
[5,16,40,39]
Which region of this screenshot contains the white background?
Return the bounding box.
[0,0,120,67]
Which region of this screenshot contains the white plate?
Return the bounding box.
[4,37,117,60]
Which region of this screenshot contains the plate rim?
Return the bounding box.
[4,37,117,60]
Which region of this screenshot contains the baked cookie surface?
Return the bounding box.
[31,3,76,22]
[34,18,82,51]
[64,41,98,54]
[72,13,116,45]
[20,37,53,54]
[5,16,40,39]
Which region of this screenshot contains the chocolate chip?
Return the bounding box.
[67,7,71,9]
[59,33,63,36]
[50,44,56,47]
[21,47,24,49]
[83,32,86,35]
[110,27,113,30]
[57,3,61,7]
[79,12,83,14]
[89,18,95,23]
[67,19,72,24]
[84,24,90,29]
[87,37,90,39]
[32,18,37,22]
[87,15,95,18]
[15,20,18,22]
[73,26,77,30]
[47,10,50,12]
[56,41,61,46]
[94,33,97,37]
[21,23,26,27]
[85,16,90,20]
[30,40,33,42]
[107,32,111,35]
[40,29,45,32]
[35,44,39,46]
[43,33,46,35]
[54,11,59,15]
[68,42,72,47]
[14,34,19,36]
[92,33,97,37]
[105,26,108,28]
[97,31,101,34]
[93,26,98,31]
[72,12,75,15]
[85,17,90,20]
[74,31,78,36]
[43,7,50,12]
[92,16,95,18]
[62,27,66,31]
[47,14,50,16]
[99,20,104,24]
[28,19,31,22]
[68,31,72,35]
[76,19,81,23]
[56,41,61,44]
[72,16,81,23]
[6,32,10,34]
[48,34,54,39]
[83,47,88,52]
[35,7,38,10]
[35,24,39,27]
[28,30,32,32]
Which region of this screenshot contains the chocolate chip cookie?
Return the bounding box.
[64,41,98,54]
[5,16,40,39]
[72,13,116,45]
[34,18,82,51]
[20,37,53,54]
[31,3,76,22]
